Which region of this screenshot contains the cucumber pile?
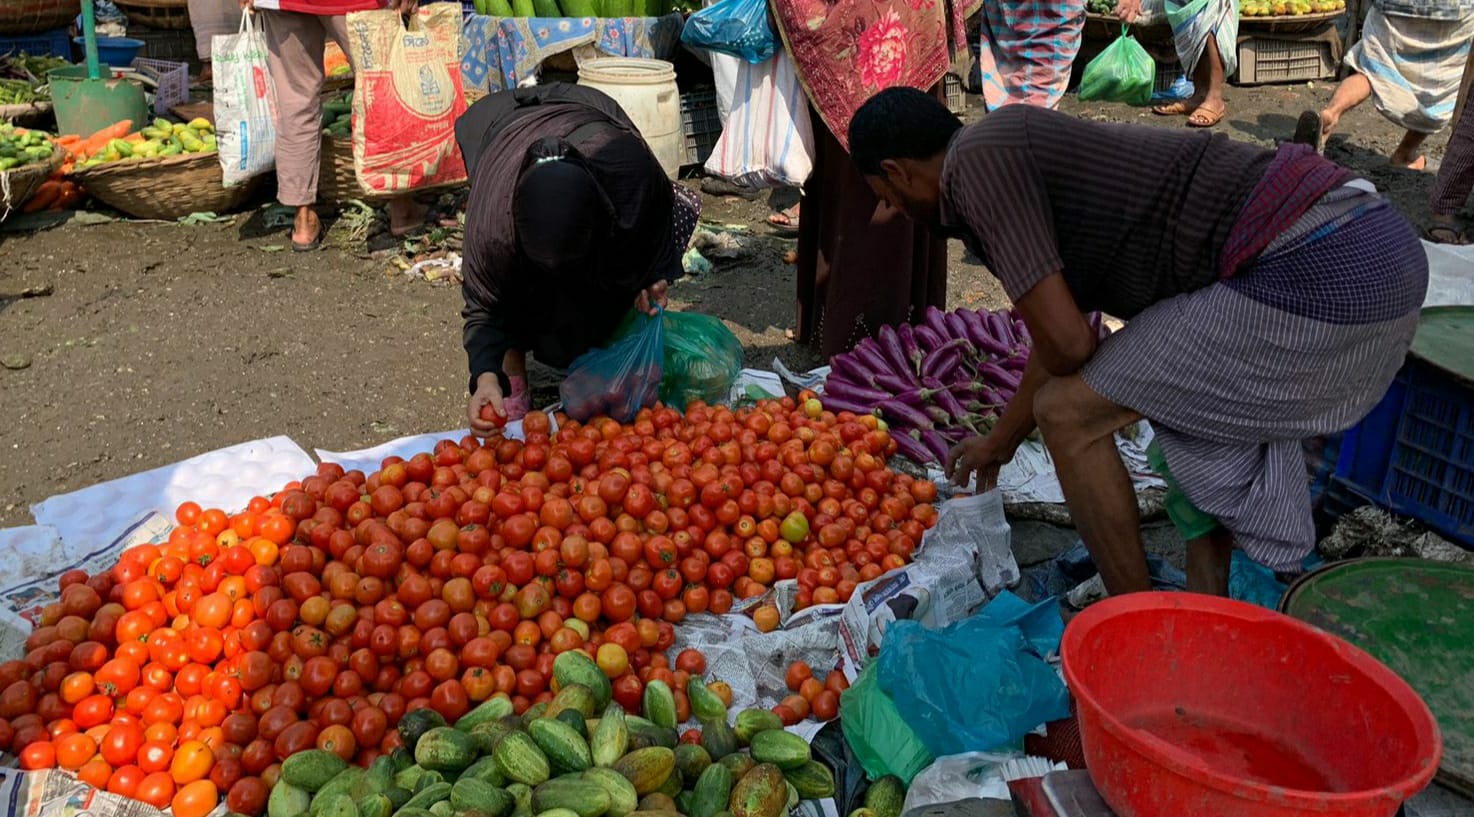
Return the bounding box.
[0,124,54,172]
[269,650,902,817]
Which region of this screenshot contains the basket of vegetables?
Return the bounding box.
[0,0,75,35]
[0,124,63,219]
[65,117,262,220]
[0,53,68,125]
[113,0,192,30]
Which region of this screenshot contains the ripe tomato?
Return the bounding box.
[172,779,218,817]
[99,721,144,766]
[135,771,176,809]
[170,740,214,784]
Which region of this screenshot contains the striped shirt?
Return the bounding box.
[939,105,1273,318]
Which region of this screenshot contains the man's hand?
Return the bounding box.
[945,432,1018,492]
[633,280,669,316]
[1116,0,1141,23]
[392,0,419,13]
[240,0,254,8]
[468,372,506,437]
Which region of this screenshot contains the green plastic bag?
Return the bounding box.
[837,663,933,785]
[1078,27,1155,106]
[659,311,743,409]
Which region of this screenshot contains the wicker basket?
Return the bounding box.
[318,135,386,204]
[113,0,191,31]
[0,0,75,36]
[68,151,261,220]
[1,145,63,221]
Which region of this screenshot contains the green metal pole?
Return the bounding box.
[80,0,101,79]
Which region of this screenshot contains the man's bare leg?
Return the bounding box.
[1186,528,1233,596]
[1035,376,1152,595]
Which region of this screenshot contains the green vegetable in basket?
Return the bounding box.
[0,123,55,172]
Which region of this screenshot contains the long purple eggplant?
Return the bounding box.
[830,351,879,389]
[924,306,950,341]
[920,338,969,380]
[896,322,924,374]
[849,342,894,383]
[878,399,935,431]
[959,310,1007,357]
[999,354,1027,372]
[817,393,879,417]
[873,371,916,394]
[823,377,892,407]
[924,406,952,426]
[877,324,911,379]
[979,362,1023,392]
[891,430,933,463]
[917,429,953,464]
[914,324,945,354]
[929,383,969,423]
[943,311,970,342]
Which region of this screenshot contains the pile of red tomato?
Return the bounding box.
[0,395,936,816]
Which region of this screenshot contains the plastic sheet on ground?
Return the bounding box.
[0,513,170,662]
[1424,240,1474,308]
[1405,784,1474,817]
[902,752,1066,814]
[29,436,315,554]
[836,491,1010,680]
[313,418,554,473]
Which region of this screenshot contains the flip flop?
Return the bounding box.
[1152,101,1193,116]
[766,206,800,237]
[1424,225,1469,245]
[1292,110,1324,153]
[1186,104,1226,128]
[292,227,325,252]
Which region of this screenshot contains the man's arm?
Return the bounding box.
[1012,273,1097,377]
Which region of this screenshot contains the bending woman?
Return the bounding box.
[454,83,701,433]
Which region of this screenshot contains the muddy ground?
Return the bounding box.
[0,80,1458,529]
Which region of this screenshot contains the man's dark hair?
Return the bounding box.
[848,87,963,176]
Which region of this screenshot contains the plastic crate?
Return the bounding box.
[945,72,964,114]
[1235,36,1336,85]
[1153,60,1184,94]
[133,57,188,117]
[1334,360,1474,547]
[680,88,720,168]
[130,23,198,67]
[0,27,70,59]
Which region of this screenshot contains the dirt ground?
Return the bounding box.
[0,80,1456,529]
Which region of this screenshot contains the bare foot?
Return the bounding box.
[291,207,322,251]
[1390,152,1427,171]
[766,204,800,234]
[389,198,430,238]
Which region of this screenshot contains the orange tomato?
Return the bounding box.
[170,740,214,784]
[55,732,97,771]
[135,771,176,809]
[78,755,113,789]
[172,779,218,817]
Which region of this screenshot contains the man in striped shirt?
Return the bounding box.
[847,88,1428,597]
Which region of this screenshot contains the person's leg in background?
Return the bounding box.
[1318,71,1372,143]
[320,16,429,237]
[260,9,332,249]
[1187,33,1227,127]
[186,0,242,83]
[1429,97,1474,243]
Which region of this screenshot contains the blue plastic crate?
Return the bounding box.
[1334,361,1474,547]
[0,27,71,60]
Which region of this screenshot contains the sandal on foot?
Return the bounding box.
[292,227,325,252]
[766,206,800,236]
[1152,101,1193,116]
[1187,104,1226,128]
[1424,225,1469,245]
[1292,110,1324,153]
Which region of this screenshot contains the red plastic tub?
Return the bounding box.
[1061,593,1441,817]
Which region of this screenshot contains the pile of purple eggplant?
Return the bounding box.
[822,306,1032,465]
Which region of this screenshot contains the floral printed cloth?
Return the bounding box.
[460,13,685,93]
[771,0,951,149]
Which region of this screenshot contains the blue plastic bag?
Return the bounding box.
[876,594,1072,758]
[680,0,776,64]
[559,308,664,423]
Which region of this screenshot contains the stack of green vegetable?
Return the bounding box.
[322,92,353,138]
[0,124,55,171]
[0,53,67,106]
[270,649,904,817]
[469,0,693,17]
[1085,0,1118,14]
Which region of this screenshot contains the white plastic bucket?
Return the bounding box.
[577,57,681,180]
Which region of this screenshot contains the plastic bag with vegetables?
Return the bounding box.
[1078,27,1155,106]
[559,308,665,424]
[659,310,743,409]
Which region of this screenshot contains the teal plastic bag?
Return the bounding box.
[1078,28,1155,106]
[661,311,743,409]
[837,663,934,785]
[876,600,1072,758]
